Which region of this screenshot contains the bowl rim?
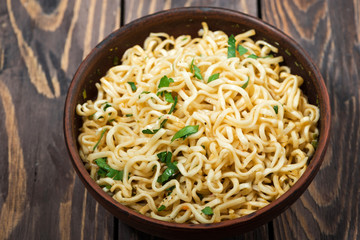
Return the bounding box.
[64,6,331,232]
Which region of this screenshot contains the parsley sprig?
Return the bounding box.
[156,151,179,184]
[202,206,214,215]
[208,73,220,83]
[95,158,124,180]
[127,82,137,91]
[227,34,236,58]
[273,105,279,114]
[190,59,203,80]
[241,78,249,89]
[237,44,248,56]
[157,75,174,96]
[93,129,107,151]
[171,125,199,142]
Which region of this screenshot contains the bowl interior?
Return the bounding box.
[64,7,330,239]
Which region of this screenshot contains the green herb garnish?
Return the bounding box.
[311,140,318,149]
[171,125,199,142]
[157,151,179,184]
[190,59,203,80]
[227,34,236,58]
[158,205,166,211]
[82,89,87,99]
[273,105,279,114]
[241,78,249,89]
[103,103,111,111]
[157,75,174,96]
[201,206,213,215]
[142,119,167,134]
[128,82,137,91]
[157,151,172,163]
[165,92,174,103]
[208,73,220,83]
[95,158,124,180]
[125,114,133,117]
[166,186,175,195]
[237,45,248,56]
[157,162,178,184]
[169,95,178,114]
[142,129,157,134]
[93,129,107,151]
[247,54,259,59]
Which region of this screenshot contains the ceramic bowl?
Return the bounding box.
[64,7,331,239]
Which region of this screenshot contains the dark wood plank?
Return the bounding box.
[262,0,360,239]
[124,0,258,24]
[118,1,270,239]
[0,0,120,239]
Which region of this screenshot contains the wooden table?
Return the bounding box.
[0,0,359,239]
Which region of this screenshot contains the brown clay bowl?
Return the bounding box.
[64,7,331,240]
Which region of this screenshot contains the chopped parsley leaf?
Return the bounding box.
[103,103,111,111]
[93,129,107,151]
[168,95,178,114]
[166,186,175,195]
[227,34,236,58]
[157,151,179,184]
[142,129,157,134]
[208,73,220,83]
[311,140,318,149]
[237,44,248,56]
[125,114,133,117]
[190,59,203,80]
[157,151,172,163]
[158,75,174,95]
[127,82,137,91]
[273,105,279,114]
[241,78,249,89]
[158,205,166,211]
[202,206,213,215]
[157,162,178,184]
[165,92,174,103]
[247,54,259,59]
[142,119,167,134]
[95,158,124,181]
[171,125,199,142]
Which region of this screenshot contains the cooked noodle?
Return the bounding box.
[76,22,320,223]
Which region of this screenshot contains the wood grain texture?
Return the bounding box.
[124,0,258,24]
[262,0,360,239]
[0,0,120,239]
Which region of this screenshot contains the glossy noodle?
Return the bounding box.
[76,22,320,223]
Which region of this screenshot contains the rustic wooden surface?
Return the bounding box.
[0,0,358,239]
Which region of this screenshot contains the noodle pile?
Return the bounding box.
[76,22,320,223]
